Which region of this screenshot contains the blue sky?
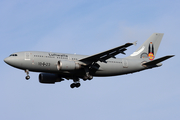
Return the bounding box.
[0,0,179,120]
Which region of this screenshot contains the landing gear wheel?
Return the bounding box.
[70,83,76,88]
[75,83,81,88]
[26,75,30,80]
[70,83,81,88]
[83,76,88,81]
[88,75,93,80]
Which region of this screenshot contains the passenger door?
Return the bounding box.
[122,59,128,68]
[25,52,30,60]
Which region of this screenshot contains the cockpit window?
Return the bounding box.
[9,54,18,57]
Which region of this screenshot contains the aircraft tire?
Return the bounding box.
[83,76,88,81]
[26,75,30,80]
[70,83,76,88]
[75,83,81,88]
[88,75,93,80]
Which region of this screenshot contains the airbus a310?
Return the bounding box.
[4,33,174,88]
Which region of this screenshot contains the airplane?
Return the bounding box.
[4,33,174,88]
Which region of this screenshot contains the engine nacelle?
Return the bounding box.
[39,73,63,84]
[57,60,81,71]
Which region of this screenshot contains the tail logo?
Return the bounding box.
[148,42,155,60]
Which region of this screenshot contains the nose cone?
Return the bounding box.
[4,57,15,66]
[4,57,10,64]
[4,56,21,68]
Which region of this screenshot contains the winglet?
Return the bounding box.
[133,41,137,46]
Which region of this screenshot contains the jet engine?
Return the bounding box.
[39,73,63,84]
[57,60,81,71]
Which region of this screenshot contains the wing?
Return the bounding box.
[79,41,137,65]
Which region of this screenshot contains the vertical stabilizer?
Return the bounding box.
[127,33,164,60]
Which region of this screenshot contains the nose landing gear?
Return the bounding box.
[26,75,30,80]
[25,69,30,80]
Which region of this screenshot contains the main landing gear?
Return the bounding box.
[83,67,93,80]
[25,69,30,80]
[70,77,81,88]
[70,67,94,88]
[83,75,93,80]
[70,82,81,88]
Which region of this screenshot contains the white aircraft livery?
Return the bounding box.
[4,33,174,88]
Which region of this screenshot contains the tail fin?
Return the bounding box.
[127,33,164,60]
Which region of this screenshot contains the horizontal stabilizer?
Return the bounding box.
[143,55,174,66]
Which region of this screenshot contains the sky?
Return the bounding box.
[0,0,179,120]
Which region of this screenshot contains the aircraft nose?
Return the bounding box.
[4,57,12,65]
[4,56,22,68]
[4,57,9,64]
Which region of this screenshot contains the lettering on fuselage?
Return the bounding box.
[48,53,69,59]
[38,62,50,66]
[49,53,68,57]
